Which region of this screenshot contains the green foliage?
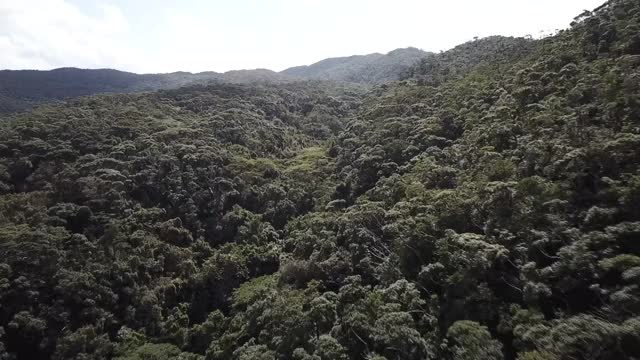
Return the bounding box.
[2,2,640,360]
[232,275,278,309]
[114,342,202,360]
[600,254,640,272]
[446,320,503,360]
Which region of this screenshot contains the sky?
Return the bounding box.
[0,0,606,74]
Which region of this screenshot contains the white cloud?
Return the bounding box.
[0,0,140,70]
[0,0,607,73]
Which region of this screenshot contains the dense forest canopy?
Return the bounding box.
[1,0,640,359]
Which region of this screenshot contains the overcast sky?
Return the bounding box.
[0,0,605,74]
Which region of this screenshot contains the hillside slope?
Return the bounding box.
[1,1,640,360]
[406,36,537,85]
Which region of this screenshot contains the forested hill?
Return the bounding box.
[0,48,428,114]
[0,68,293,114]
[281,47,431,83]
[1,1,640,360]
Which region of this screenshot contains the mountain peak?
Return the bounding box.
[281,47,432,83]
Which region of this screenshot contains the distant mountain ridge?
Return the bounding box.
[0,67,293,114]
[0,47,425,113]
[282,47,431,83]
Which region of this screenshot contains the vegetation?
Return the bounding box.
[282,47,431,84]
[0,68,222,114]
[0,48,426,114]
[1,1,640,359]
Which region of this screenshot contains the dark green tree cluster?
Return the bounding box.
[1,1,640,359]
[0,82,362,359]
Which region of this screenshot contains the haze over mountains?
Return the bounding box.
[281,47,429,82]
[0,47,430,114]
